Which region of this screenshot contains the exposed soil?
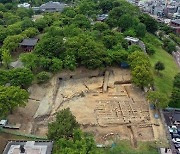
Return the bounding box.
[4,67,167,146]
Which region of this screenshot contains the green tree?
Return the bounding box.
[73,14,91,29]
[128,51,151,69]
[128,45,143,53]
[34,18,48,32]
[0,3,6,12]
[98,0,113,13]
[22,27,39,38]
[16,8,30,19]
[139,14,158,34]
[48,108,80,141]
[132,65,153,88]
[93,22,109,32]
[63,54,77,71]
[6,22,22,36]
[135,23,146,38]
[119,14,134,31]
[0,27,8,43]
[108,50,128,65]
[145,43,155,55]
[103,35,118,49]
[147,91,168,109]
[1,49,12,69]
[34,35,65,58]
[173,73,180,88]
[169,87,180,108]
[77,0,97,16]
[4,3,16,10]
[39,56,51,70]
[0,86,29,116]
[0,70,9,85]
[169,73,180,108]
[36,71,51,84]
[49,58,63,72]
[3,12,20,25]
[20,53,39,71]
[123,28,136,37]
[9,68,34,88]
[2,34,24,52]
[63,8,76,18]
[53,129,98,154]
[154,61,165,73]
[21,17,34,30]
[66,35,107,69]
[166,41,176,54]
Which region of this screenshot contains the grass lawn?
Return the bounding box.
[149,47,179,97]
[143,33,180,97]
[102,140,158,154]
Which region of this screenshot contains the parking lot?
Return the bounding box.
[163,109,180,154]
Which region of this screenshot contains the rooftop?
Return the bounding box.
[17,3,30,8]
[40,1,66,10]
[3,141,53,154]
[125,36,139,42]
[19,38,38,46]
[171,19,180,25]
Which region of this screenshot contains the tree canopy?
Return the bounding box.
[48,108,80,141]
[0,86,29,117]
[169,73,180,108]
[128,51,153,88]
[147,91,168,109]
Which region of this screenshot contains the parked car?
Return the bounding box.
[177,128,180,134]
[172,138,180,143]
[172,133,180,138]
[169,125,178,134]
[0,119,7,127]
[174,143,180,148]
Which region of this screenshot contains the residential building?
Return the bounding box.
[170,19,180,34]
[39,1,66,12]
[19,38,39,52]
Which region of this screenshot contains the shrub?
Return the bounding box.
[146,43,155,55]
[36,71,51,84]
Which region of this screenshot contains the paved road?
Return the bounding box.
[173,46,180,68]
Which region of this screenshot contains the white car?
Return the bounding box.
[172,138,180,143]
[0,120,7,127]
[168,125,178,133]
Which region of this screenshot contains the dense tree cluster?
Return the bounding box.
[0,68,34,88]
[0,0,160,72]
[128,51,153,88]
[162,38,176,54]
[169,73,180,108]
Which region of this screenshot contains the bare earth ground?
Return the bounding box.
[7,67,167,146]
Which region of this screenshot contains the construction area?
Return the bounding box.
[6,67,167,146]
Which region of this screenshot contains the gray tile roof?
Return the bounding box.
[40,1,65,11]
[171,19,180,25]
[19,38,38,46]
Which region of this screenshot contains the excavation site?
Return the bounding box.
[7,67,167,145]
